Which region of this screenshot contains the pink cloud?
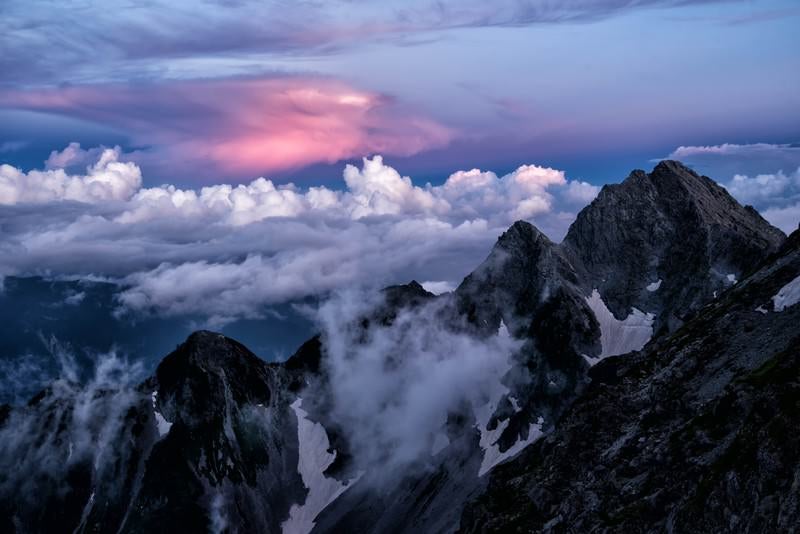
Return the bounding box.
[0,77,454,179]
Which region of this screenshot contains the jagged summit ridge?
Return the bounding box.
[154,329,272,423]
[460,221,800,534]
[563,159,785,333]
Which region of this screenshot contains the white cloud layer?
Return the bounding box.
[0,146,598,322]
[663,142,800,180]
[109,155,579,227]
[762,203,800,234]
[725,168,800,207]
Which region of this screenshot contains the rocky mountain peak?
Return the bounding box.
[456,219,581,337]
[460,204,800,534]
[154,331,272,425]
[651,158,700,179]
[157,330,266,381]
[562,160,785,333]
[652,158,690,173]
[495,220,552,254]
[381,279,435,309]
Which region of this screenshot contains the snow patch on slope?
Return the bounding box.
[421,280,455,295]
[282,398,360,534]
[585,289,654,363]
[773,274,800,312]
[151,391,172,437]
[477,412,544,477]
[472,328,544,477]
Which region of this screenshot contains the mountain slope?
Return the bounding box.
[0,161,793,534]
[0,332,311,533]
[460,228,800,533]
[563,160,785,335]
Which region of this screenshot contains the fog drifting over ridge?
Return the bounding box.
[316,289,521,474]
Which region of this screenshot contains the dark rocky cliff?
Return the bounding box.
[460,228,800,533]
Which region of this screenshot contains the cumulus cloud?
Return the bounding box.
[0,146,141,204]
[343,157,450,218]
[440,165,570,221]
[44,142,108,171]
[562,179,601,205]
[762,203,800,234]
[85,155,582,228]
[724,168,800,209]
[0,147,596,321]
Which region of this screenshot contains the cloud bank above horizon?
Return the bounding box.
[2,141,798,326]
[0,146,598,325]
[0,0,798,330]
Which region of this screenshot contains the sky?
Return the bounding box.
[1,0,799,328]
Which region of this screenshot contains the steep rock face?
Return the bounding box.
[312,424,488,534]
[123,331,306,533]
[454,221,598,453]
[456,221,583,335]
[459,230,800,533]
[563,160,785,335]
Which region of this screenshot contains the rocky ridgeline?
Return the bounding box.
[460,224,800,533]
